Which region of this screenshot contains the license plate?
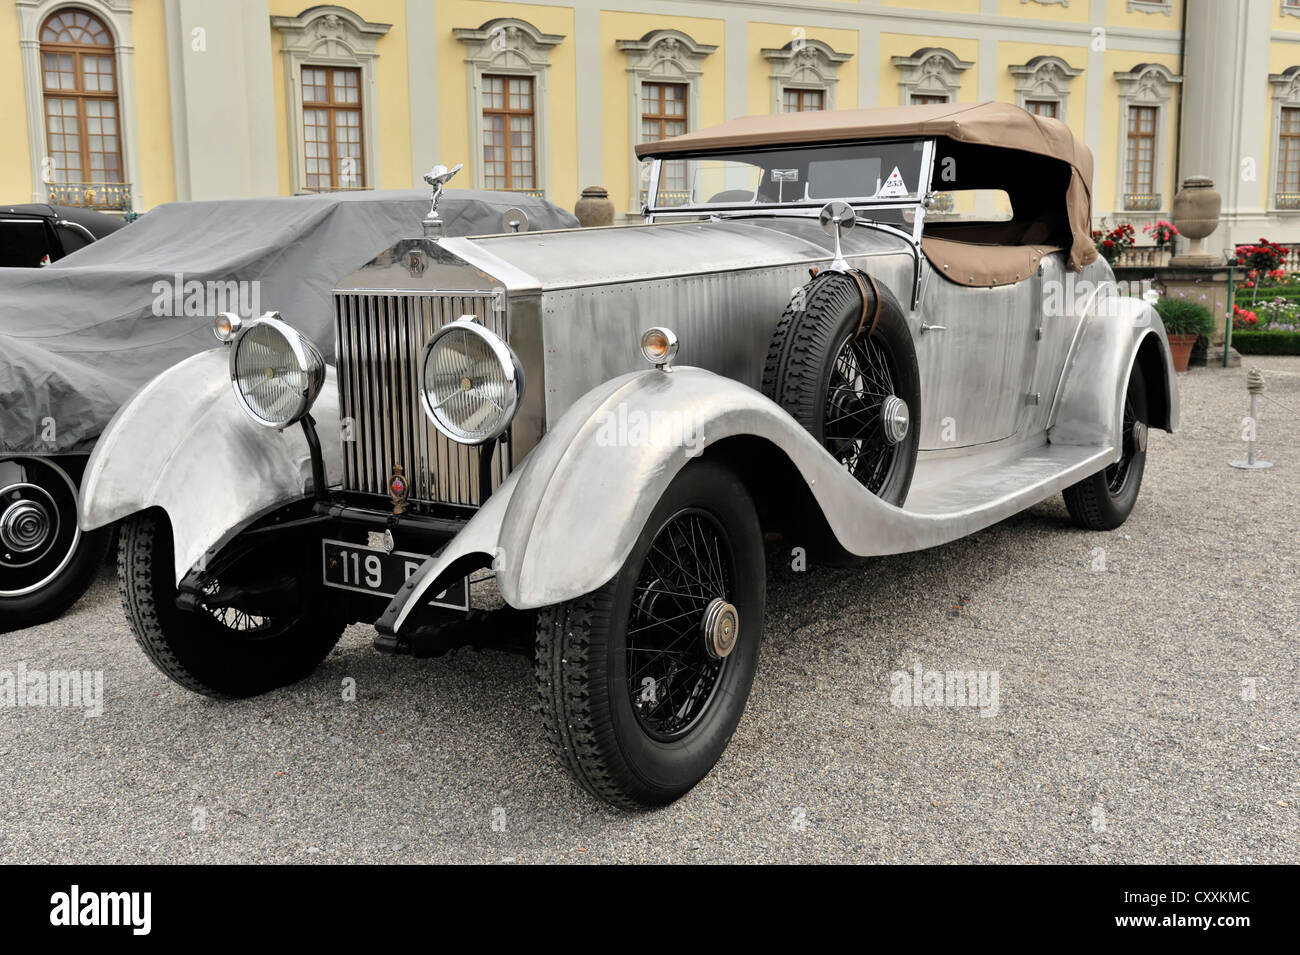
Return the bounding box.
[321,539,469,609]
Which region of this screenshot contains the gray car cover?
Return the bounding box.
[0,189,576,454]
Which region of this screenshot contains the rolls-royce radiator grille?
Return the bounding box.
[334,291,510,507]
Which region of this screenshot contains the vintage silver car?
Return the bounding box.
[80,102,1178,808]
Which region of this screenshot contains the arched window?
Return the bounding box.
[39,8,122,185]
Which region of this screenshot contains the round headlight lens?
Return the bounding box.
[420,317,523,445]
[229,315,326,429]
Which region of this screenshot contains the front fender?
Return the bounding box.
[78,347,341,584]
[1048,294,1180,457]
[378,366,1105,634]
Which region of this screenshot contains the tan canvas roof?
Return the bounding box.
[637,101,1098,271]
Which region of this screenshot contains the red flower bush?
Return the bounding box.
[1094,222,1135,263]
[1236,239,1288,275]
[1143,220,1179,251]
[1232,304,1259,329]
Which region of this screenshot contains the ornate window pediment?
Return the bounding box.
[761,39,852,112]
[617,29,717,81]
[453,17,563,71]
[1009,55,1082,121]
[271,5,391,193]
[617,29,717,212]
[1268,65,1300,102]
[891,47,973,105]
[1114,62,1180,105]
[453,18,564,198]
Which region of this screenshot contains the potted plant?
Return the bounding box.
[1143,220,1179,266]
[1154,297,1214,372]
[1093,222,1135,265]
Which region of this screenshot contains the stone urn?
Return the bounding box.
[1170,176,1221,266]
[575,185,614,228]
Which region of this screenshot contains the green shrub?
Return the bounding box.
[1154,298,1215,336]
[1236,287,1300,303]
[1230,330,1300,355]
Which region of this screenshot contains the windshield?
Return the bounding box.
[645,139,930,213]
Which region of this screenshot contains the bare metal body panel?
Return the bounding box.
[79,349,342,583]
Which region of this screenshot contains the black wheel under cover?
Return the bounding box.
[118,511,344,698]
[1,457,110,633]
[1063,363,1149,531]
[534,459,765,809]
[762,270,921,505]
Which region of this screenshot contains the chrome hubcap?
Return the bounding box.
[2,498,53,554]
[0,461,80,598]
[1131,420,1149,454]
[701,597,739,660]
[881,395,910,445]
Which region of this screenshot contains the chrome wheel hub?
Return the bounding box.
[881,395,910,445]
[701,597,739,660]
[1,499,52,554]
[0,462,79,598]
[1131,420,1148,454]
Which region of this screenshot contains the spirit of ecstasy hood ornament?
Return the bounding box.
[422,162,463,237]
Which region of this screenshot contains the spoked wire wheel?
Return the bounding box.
[118,512,344,698]
[199,578,277,636]
[533,460,765,809]
[824,331,908,494]
[1105,391,1143,496]
[1063,364,1149,531]
[762,271,920,506]
[627,508,735,742]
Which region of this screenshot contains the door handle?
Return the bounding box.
[920,322,947,334]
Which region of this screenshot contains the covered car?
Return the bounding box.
[0,188,577,631]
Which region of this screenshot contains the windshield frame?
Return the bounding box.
[641,137,937,246]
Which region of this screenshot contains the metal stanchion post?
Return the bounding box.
[1230,367,1273,470]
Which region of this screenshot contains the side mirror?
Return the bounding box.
[501,207,529,233]
[818,199,856,238]
[819,200,855,272]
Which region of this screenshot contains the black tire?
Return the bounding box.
[1,457,111,633]
[1063,363,1149,530]
[762,271,921,505]
[534,460,765,809]
[118,511,344,698]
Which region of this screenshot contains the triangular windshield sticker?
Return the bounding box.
[877,166,909,198]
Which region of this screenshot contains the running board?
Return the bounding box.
[904,441,1113,519]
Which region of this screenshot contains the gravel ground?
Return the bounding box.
[2,357,1297,864]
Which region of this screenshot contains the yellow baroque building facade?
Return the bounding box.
[4,0,1300,248]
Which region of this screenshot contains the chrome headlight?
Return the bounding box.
[420,316,523,445]
[229,314,326,430]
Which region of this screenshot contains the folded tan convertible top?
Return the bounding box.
[637,101,1097,271]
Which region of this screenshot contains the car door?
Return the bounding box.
[910,252,1042,450]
